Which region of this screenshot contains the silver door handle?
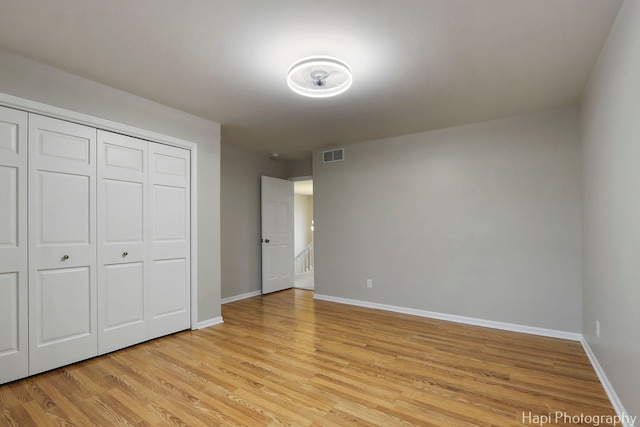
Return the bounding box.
[264,239,270,243]
[62,255,69,261]
[122,252,129,257]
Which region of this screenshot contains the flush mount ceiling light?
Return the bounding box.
[287,56,352,98]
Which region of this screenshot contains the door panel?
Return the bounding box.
[38,171,91,245]
[277,245,293,278]
[261,176,294,294]
[0,273,20,359]
[154,152,187,176]
[0,167,17,248]
[154,185,187,242]
[0,107,28,384]
[36,268,92,345]
[149,144,190,338]
[103,262,144,329]
[30,266,95,373]
[103,142,144,173]
[38,132,89,163]
[33,121,92,171]
[152,258,187,318]
[0,119,19,153]
[97,131,149,354]
[29,114,97,375]
[104,179,144,244]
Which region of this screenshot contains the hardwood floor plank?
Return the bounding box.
[0,289,617,426]
[0,404,38,427]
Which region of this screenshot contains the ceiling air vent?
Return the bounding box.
[322,148,345,164]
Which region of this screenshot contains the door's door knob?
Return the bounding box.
[265,239,270,243]
[62,255,69,261]
[122,252,129,257]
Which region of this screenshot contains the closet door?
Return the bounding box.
[28,114,97,375]
[97,131,149,354]
[149,143,191,338]
[0,107,28,384]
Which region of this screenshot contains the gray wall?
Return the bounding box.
[287,158,313,178]
[313,108,582,332]
[581,0,640,418]
[220,144,288,298]
[0,50,222,322]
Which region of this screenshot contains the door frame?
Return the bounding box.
[0,93,201,330]
[290,175,314,290]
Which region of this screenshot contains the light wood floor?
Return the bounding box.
[0,289,615,426]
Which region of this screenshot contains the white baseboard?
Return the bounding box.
[222,290,262,305]
[195,316,224,330]
[312,294,582,341]
[580,338,636,427]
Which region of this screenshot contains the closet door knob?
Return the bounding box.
[122,252,129,257]
[62,255,69,261]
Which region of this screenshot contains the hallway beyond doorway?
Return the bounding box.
[294,270,314,290]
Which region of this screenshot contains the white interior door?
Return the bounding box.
[148,143,190,339]
[28,114,98,375]
[261,176,294,294]
[0,106,28,384]
[97,131,149,354]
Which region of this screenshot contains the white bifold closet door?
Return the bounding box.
[28,115,98,375]
[0,106,28,383]
[97,131,150,354]
[97,131,191,351]
[148,143,191,339]
[8,111,190,379]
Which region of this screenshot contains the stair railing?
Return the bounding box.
[295,242,314,274]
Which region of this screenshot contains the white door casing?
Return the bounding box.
[28,114,98,375]
[97,131,149,354]
[261,176,294,294]
[0,106,28,383]
[149,143,191,338]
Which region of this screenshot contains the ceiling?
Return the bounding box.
[0,1,622,160]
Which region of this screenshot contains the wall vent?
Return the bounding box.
[322,148,345,163]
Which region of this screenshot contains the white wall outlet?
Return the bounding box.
[596,320,600,338]
[366,279,373,288]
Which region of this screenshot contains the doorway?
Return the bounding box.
[293,179,314,290]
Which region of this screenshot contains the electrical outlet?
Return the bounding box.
[366,279,373,288]
[596,321,600,338]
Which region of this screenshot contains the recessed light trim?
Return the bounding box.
[287,56,352,98]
